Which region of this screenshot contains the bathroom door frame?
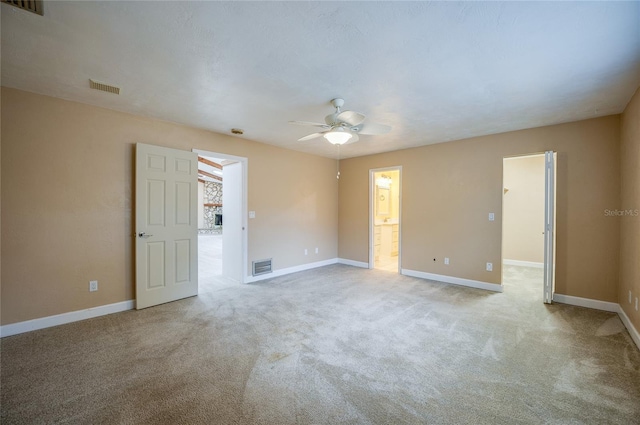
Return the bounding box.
[369,166,403,271]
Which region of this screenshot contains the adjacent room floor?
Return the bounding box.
[502,263,544,301]
[375,254,399,272]
[1,264,639,424]
[199,233,223,279]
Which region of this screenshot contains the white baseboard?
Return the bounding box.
[552,293,640,351]
[617,306,640,351]
[1,259,356,337]
[503,259,544,269]
[337,258,369,268]
[244,258,339,283]
[0,300,135,338]
[401,269,503,293]
[552,293,619,312]
[4,271,636,353]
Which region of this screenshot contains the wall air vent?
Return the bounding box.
[89,79,121,95]
[252,259,272,276]
[2,0,43,16]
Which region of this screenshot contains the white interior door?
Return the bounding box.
[222,161,242,283]
[543,151,556,304]
[135,143,198,309]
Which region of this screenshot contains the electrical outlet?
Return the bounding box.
[315,247,319,254]
[304,249,308,256]
[89,280,98,292]
[486,262,493,272]
[488,213,495,221]
[444,257,449,265]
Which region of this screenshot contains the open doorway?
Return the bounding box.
[194,149,248,288]
[502,152,556,303]
[196,155,225,287]
[370,167,402,272]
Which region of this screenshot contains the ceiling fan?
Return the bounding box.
[289,98,391,145]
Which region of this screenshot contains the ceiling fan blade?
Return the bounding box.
[357,122,392,135]
[336,110,366,126]
[298,132,326,142]
[289,120,330,128]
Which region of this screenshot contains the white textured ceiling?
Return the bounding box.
[2,1,639,159]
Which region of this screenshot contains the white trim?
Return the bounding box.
[4,283,637,353]
[503,259,544,269]
[244,258,338,283]
[369,170,374,269]
[401,269,503,293]
[543,150,557,304]
[0,300,135,338]
[552,294,640,351]
[552,293,619,312]
[617,306,640,351]
[338,258,369,268]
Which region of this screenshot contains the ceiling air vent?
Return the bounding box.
[2,0,43,15]
[89,79,121,95]
[252,259,272,277]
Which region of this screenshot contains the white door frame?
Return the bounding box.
[193,149,249,284]
[501,152,556,303]
[543,151,557,304]
[369,166,403,271]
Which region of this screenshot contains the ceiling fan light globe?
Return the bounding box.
[324,129,352,145]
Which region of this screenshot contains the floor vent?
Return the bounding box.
[89,79,121,95]
[2,0,43,16]
[252,259,272,276]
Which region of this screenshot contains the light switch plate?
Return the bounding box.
[249,211,256,219]
[488,213,495,221]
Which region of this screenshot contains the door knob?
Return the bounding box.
[138,232,153,238]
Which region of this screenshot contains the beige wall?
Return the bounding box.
[620,87,640,332]
[1,88,338,325]
[339,116,621,302]
[502,155,545,264]
[2,85,635,329]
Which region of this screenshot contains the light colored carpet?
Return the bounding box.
[1,264,639,424]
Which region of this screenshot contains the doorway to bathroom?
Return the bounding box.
[369,167,402,272]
